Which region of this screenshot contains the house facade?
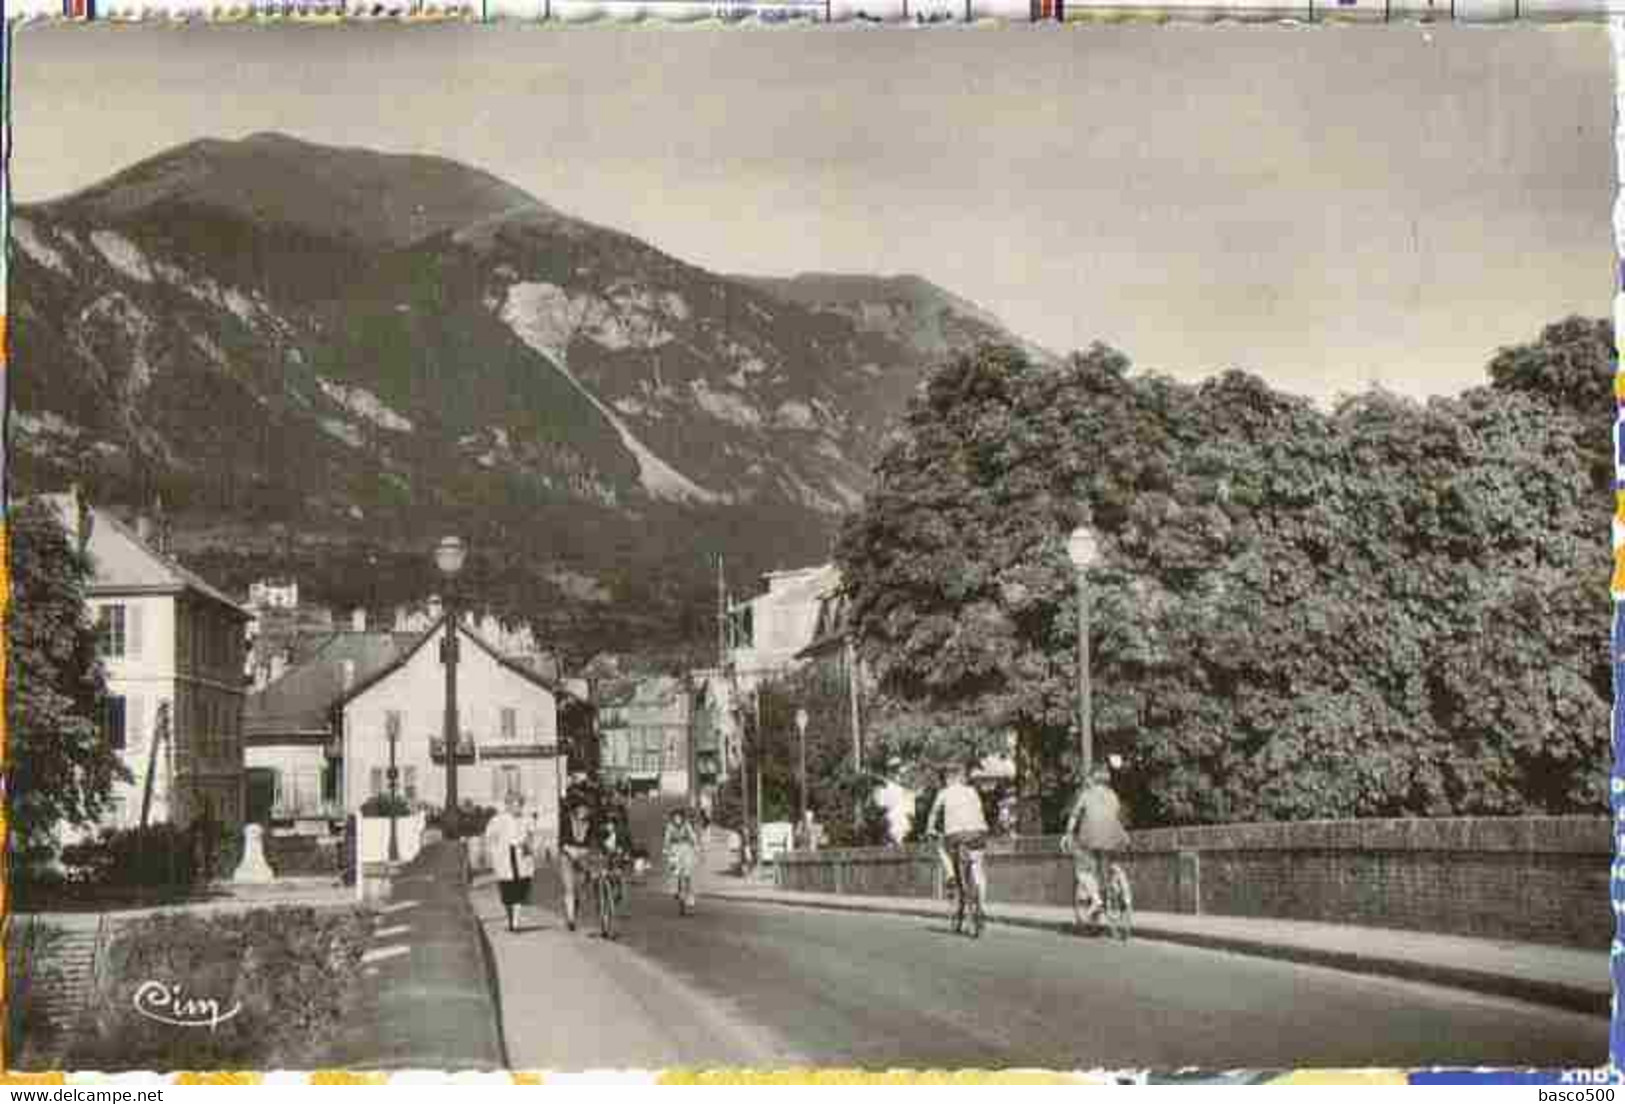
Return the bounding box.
[243,628,415,833]
[596,675,697,799]
[337,616,572,845]
[47,491,251,834]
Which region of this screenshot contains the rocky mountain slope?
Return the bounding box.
[10,133,1045,661]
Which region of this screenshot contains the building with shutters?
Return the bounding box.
[242,627,417,833]
[596,675,696,799]
[335,614,584,850]
[45,489,251,834]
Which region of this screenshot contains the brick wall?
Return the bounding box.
[776,816,1611,949]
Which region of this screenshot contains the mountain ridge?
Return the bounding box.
[11,133,1046,660]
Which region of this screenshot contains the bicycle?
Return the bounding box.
[1071,850,1133,941]
[666,842,697,916]
[582,853,626,940]
[943,835,986,939]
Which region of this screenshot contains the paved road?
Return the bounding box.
[480,870,1607,1071]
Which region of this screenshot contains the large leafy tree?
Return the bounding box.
[838,321,1611,829]
[6,499,127,868]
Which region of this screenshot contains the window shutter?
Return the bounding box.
[106,696,127,751]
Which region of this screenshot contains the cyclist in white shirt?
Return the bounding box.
[926,763,989,902]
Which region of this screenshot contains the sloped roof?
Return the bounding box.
[335,613,584,712]
[40,494,248,618]
[244,631,415,738]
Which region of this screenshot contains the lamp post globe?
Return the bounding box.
[435,535,467,578]
[1066,525,1100,570]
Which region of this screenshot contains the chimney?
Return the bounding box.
[66,484,95,557]
[151,495,171,556]
[351,609,367,633]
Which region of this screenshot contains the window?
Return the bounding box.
[403,766,418,802]
[501,708,517,742]
[97,605,127,658]
[502,766,522,799]
[104,695,127,751]
[369,767,384,797]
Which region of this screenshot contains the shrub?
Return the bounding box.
[67,905,371,1070]
[60,825,199,888]
[360,793,412,818]
[428,801,496,837]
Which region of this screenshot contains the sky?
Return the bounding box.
[14,23,1615,403]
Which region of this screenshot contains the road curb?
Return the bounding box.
[713,892,1609,1019]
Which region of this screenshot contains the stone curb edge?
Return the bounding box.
[712,892,1609,1019]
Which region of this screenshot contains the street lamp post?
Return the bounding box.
[1066,524,1101,780]
[386,712,401,863]
[795,706,809,846]
[435,536,467,847]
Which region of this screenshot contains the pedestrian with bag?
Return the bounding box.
[486,792,536,932]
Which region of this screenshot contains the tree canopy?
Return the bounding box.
[836,320,1611,828]
[6,499,127,867]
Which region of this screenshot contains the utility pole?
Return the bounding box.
[847,634,862,832]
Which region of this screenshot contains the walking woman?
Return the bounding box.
[486,793,535,932]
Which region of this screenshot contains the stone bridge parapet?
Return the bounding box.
[774,816,1611,948]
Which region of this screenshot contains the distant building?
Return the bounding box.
[44,489,251,835]
[723,564,839,690]
[596,675,697,799]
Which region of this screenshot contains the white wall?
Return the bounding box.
[93,594,178,829]
[343,624,562,833]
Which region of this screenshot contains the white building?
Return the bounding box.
[723,564,840,690]
[337,615,572,846]
[45,490,251,834]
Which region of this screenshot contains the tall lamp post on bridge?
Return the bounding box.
[1066,524,1101,779]
[435,536,468,848]
[795,706,809,847]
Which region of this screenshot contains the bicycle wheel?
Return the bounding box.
[1106,864,1133,941]
[966,854,985,939]
[599,874,617,940]
[1072,867,1096,932]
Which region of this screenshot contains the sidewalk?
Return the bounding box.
[468,871,790,1068]
[705,882,1610,1017]
[320,841,507,1069]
